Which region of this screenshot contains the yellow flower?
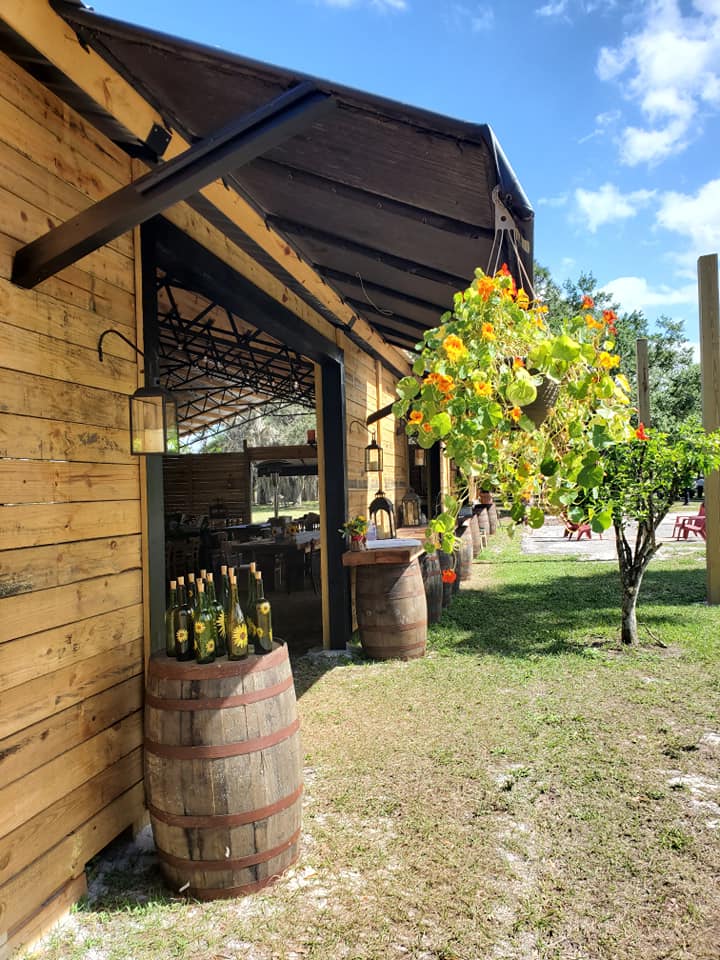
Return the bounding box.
[598,351,620,369]
[516,289,530,310]
[586,316,604,331]
[474,380,493,398]
[259,601,270,615]
[481,322,496,341]
[443,334,467,362]
[206,639,215,653]
[256,627,264,638]
[195,621,206,634]
[176,629,188,644]
[409,409,424,424]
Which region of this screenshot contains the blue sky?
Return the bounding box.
[89,0,720,346]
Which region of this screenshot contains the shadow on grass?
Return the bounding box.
[432,564,708,659]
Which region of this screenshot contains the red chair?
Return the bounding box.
[673,504,705,540]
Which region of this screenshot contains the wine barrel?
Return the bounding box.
[476,505,491,541]
[488,502,499,535]
[456,527,473,583]
[144,645,303,900]
[438,550,456,607]
[420,552,443,624]
[468,514,482,557]
[356,559,427,660]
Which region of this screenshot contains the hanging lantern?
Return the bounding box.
[364,431,383,473]
[413,446,425,467]
[129,385,179,455]
[401,487,422,527]
[369,488,396,539]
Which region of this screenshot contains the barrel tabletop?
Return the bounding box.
[341,538,424,567]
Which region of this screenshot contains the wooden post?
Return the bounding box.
[635,337,651,427]
[698,254,720,603]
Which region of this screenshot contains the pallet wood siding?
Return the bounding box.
[163,453,251,519]
[0,51,145,953]
[342,340,409,520]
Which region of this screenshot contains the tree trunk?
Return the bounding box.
[620,580,640,644]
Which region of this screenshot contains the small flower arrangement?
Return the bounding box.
[339,515,369,538]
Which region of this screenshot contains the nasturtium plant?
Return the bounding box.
[393,266,634,549]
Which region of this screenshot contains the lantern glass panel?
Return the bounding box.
[365,437,383,473]
[130,388,179,455]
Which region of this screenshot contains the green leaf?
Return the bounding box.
[396,376,420,400]
[540,457,559,477]
[431,412,452,437]
[591,509,613,531]
[412,357,425,376]
[392,399,408,419]
[528,507,545,528]
[568,505,585,523]
[506,376,537,407]
[577,463,604,488]
[551,334,581,362]
[510,501,525,522]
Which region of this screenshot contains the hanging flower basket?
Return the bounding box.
[522,374,560,428]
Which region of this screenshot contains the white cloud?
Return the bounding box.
[536,0,616,17]
[537,193,569,208]
[447,3,494,32]
[574,182,655,232]
[601,275,698,313]
[536,0,568,14]
[657,178,720,254]
[597,0,720,165]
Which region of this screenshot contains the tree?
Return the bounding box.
[596,425,720,643]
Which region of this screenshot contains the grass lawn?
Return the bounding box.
[28,536,720,960]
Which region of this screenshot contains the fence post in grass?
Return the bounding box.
[635,337,651,427]
[698,253,720,603]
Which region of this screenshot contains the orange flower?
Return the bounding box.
[474,380,493,397]
[424,371,455,396]
[408,410,423,425]
[586,315,604,331]
[441,568,457,584]
[581,295,595,310]
[442,334,467,362]
[602,309,617,324]
[499,263,511,277]
[512,356,525,369]
[635,422,649,441]
[422,422,433,434]
[477,276,496,301]
[481,322,496,340]
[510,406,522,422]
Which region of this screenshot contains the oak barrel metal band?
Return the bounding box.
[189,869,291,900]
[360,619,427,634]
[144,673,294,711]
[157,826,301,872]
[363,641,426,657]
[147,643,286,680]
[148,783,304,828]
[144,716,300,759]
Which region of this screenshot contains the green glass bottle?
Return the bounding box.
[165,580,178,657]
[220,563,230,612]
[227,574,249,660]
[192,580,216,664]
[206,572,226,657]
[245,561,257,644]
[175,576,194,661]
[187,571,197,609]
[254,571,274,654]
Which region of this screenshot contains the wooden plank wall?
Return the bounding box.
[0,51,145,956]
[343,343,408,521]
[163,453,251,519]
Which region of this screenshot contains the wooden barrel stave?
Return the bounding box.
[145,645,302,899]
[419,552,443,624]
[355,559,427,660]
[457,528,473,582]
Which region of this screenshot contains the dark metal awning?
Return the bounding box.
[10,1,534,359]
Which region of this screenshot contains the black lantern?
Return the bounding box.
[129,385,179,455]
[369,488,396,539]
[401,487,422,527]
[99,328,179,455]
[364,431,383,473]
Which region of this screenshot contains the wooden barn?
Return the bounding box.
[0,0,534,953]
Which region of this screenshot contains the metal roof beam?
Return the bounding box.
[12,81,335,288]
[265,215,468,290]
[250,157,494,240]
